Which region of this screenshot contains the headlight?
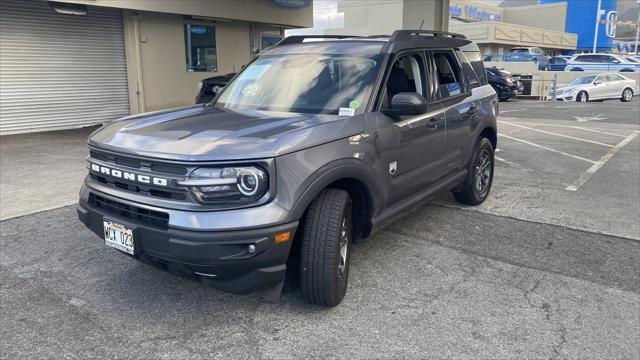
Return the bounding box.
[178,166,268,205]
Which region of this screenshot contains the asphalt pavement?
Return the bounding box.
[1,99,639,359]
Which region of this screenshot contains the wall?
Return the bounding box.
[502,2,567,32]
[59,0,313,27]
[539,0,618,51]
[325,0,449,36]
[450,21,577,50]
[127,12,252,111]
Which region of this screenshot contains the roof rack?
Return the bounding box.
[275,35,363,46]
[388,30,467,42]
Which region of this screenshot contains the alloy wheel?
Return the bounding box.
[475,149,492,196]
[337,202,351,283]
[623,89,633,101]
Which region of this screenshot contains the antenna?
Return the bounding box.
[418,18,424,30]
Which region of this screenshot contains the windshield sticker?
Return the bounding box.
[349,100,360,109]
[242,64,270,81]
[339,107,355,117]
[447,82,461,96]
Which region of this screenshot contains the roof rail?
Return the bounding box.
[275,35,362,46]
[389,30,467,42]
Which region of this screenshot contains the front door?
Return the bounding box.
[373,52,447,205]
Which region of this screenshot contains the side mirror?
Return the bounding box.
[612,60,620,64]
[382,92,427,117]
[594,81,601,85]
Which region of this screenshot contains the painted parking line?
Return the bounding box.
[498,134,596,164]
[506,121,630,138]
[499,121,616,148]
[566,131,640,192]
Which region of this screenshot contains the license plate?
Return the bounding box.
[103,220,134,255]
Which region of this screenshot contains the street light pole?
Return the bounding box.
[635,0,640,55]
[593,0,602,53]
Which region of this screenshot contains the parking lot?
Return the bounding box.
[1,99,639,359]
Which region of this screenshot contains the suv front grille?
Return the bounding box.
[90,150,188,175]
[89,193,169,229]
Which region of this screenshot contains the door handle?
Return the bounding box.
[426,119,439,131]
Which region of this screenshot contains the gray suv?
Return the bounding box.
[78,31,498,307]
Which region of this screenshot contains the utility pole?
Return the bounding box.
[635,0,640,55]
[593,0,602,53]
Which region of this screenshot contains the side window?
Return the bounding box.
[595,75,607,83]
[432,51,465,99]
[382,53,425,108]
[464,51,488,86]
[456,49,480,89]
[184,24,217,72]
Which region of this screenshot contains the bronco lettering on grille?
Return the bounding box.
[90,163,168,186]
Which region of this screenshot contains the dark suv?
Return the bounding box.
[78,31,498,307]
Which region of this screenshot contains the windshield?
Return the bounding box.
[569,76,596,86]
[215,54,382,115]
[624,57,639,63]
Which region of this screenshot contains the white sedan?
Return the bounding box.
[549,73,639,102]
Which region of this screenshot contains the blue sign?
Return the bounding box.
[539,0,617,51]
[271,0,311,8]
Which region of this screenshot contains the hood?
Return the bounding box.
[554,84,590,93]
[89,104,364,161]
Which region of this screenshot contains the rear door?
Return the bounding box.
[428,49,476,171]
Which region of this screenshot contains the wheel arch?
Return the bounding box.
[289,161,379,239]
[480,125,497,150]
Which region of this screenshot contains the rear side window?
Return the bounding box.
[456,49,480,89]
[432,51,465,98]
[463,50,487,86]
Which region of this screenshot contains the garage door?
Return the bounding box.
[0,0,130,135]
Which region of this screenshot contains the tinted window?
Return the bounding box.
[432,51,465,98]
[456,50,480,88]
[463,51,488,86]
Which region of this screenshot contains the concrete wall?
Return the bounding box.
[126,11,252,112]
[450,21,578,50]
[59,0,313,27]
[502,2,567,33]
[325,0,449,36]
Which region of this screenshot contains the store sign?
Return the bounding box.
[449,3,502,22]
[271,0,310,8]
[605,11,618,38]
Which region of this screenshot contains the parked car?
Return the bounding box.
[503,47,549,67]
[486,67,522,101]
[78,31,498,307]
[564,53,640,72]
[544,56,571,71]
[195,73,236,104]
[548,73,639,102]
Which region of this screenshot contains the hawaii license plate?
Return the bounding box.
[103,220,134,255]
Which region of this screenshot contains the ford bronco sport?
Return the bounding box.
[78,30,498,307]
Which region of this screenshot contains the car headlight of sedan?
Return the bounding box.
[178,166,268,205]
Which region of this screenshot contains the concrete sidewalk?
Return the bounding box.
[0,126,96,220]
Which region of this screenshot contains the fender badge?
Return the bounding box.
[389,161,397,175]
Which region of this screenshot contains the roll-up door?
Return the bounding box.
[0,0,130,135]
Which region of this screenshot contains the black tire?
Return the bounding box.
[454,137,494,205]
[299,188,352,307]
[621,88,633,102]
[576,91,588,103]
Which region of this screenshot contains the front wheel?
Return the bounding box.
[299,189,352,307]
[576,91,588,103]
[454,137,494,205]
[621,88,633,102]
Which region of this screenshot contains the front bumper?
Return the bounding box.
[77,185,297,294]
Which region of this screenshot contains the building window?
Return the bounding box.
[184,24,217,72]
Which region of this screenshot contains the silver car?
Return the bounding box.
[549,73,639,102]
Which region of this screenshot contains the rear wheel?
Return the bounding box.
[621,88,633,102]
[576,91,588,103]
[299,189,352,307]
[454,137,494,205]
